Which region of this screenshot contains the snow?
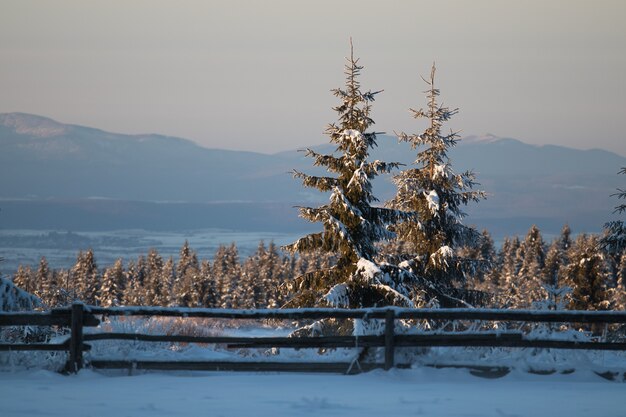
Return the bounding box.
[433,163,449,179]
[0,367,624,417]
[425,190,440,214]
[323,283,349,307]
[356,258,381,278]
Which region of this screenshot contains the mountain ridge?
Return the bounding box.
[1,112,624,237]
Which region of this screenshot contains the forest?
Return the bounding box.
[6,223,625,314]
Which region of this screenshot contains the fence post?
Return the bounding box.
[67,303,84,373]
[384,309,395,370]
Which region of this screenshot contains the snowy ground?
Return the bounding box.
[1,367,624,417]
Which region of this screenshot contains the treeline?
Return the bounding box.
[8,224,626,311]
[461,225,625,311]
[10,241,334,310]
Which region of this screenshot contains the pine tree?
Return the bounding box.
[34,257,52,307]
[238,242,266,308]
[282,43,412,310]
[212,244,241,308]
[144,249,166,306]
[198,259,217,307]
[12,266,34,294]
[171,242,202,306]
[459,229,496,284]
[601,167,626,255]
[516,225,547,306]
[567,234,612,311]
[122,257,146,306]
[386,64,487,307]
[498,236,523,307]
[98,259,125,307]
[160,257,176,306]
[71,249,100,305]
[613,251,626,310]
[542,225,572,289]
[262,241,287,308]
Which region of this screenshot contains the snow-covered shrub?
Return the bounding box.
[0,276,67,370]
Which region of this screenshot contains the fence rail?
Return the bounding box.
[1,304,626,376]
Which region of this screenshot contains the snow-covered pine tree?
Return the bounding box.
[238,242,266,308]
[566,234,612,312]
[601,167,626,255]
[282,43,412,310]
[542,225,572,291]
[122,257,146,306]
[386,64,487,307]
[98,259,125,307]
[459,229,496,284]
[34,257,53,307]
[144,249,166,306]
[213,244,241,308]
[198,259,217,307]
[516,225,547,306]
[172,242,201,307]
[12,265,34,295]
[262,241,287,308]
[613,251,626,310]
[161,257,176,306]
[71,250,100,305]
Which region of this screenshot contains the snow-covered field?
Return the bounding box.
[1,367,624,417]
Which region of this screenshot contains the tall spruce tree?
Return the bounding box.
[386,64,487,307]
[282,43,412,310]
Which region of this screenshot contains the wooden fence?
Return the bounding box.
[1,303,626,377]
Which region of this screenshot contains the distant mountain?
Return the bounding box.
[0,113,300,203]
[1,113,624,237]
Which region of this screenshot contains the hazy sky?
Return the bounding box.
[1,1,625,155]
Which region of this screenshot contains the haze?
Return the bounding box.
[1,0,625,155]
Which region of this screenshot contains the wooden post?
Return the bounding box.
[67,303,84,373]
[384,309,395,370]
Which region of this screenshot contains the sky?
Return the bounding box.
[1,0,625,155]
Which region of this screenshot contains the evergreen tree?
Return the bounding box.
[282,43,411,310]
[71,249,100,304]
[613,251,626,310]
[12,266,34,295]
[516,225,547,306]
[567,234,612,311]
[34,257,52,307]
[198,259,217,307]
[542,225,572,289]
[98,259,125,307]
[172,242,202,306]
[459,229,496,284]
[238,242,267,308]
[213,244,241,308]
[262,241,287,308]
[122,257,146,306]
[160,257,176,306]
[144,249,166,306]
[386,64,487,307]
[601,167,626,255]
[498,236,523,307]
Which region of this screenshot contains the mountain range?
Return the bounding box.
[1,112,624,238]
